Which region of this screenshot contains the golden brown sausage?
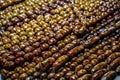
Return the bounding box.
[52,55,68,71]
[91,62,107,73]
[76,56,85,64]
[60,77,66,80]
[101,71,116,80]
[77,74,91,80]
[106,52,120,64]
[70,75,78,80]
[67,46,84,57]
[66,71,75,79]
[106,53,116,64]
[75,64,84,72]
[41,57,55,71]
[109,57,120,70]
[115,52,120,57]
[77,69,87,77]
[92,69,107,80]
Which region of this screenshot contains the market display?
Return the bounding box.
[0,0,120,80]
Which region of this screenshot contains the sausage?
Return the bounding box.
[116,65,120,74]
[101,71,116,80]
[67,46,84,57]
[66,71,75,79]
[109,57,120,70]
[82,59,90,66]
[42,51,52,59]
[106,53,116,64]
[91,62,107,73]
[77,74,91,80]
[70,62,78,70]
[70,75,78,80]
[54,72,64,79]
[88,54,97,60]
[60,77,66,80]
[90,59,98,66]
[76,56,85,64]
[106,52,120,64]
[75,64,83,72]
[114,52,120,57]
[41,57,55,71]
[97,54,106,62]
[92,69,107,80]
[77,69,87,77]
[104,50,112,56]
[47,73,55,79]
[84,64,93,72]
[52,55,68,71]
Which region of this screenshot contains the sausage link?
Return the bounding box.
[106,53,117,64]
[109,57,120,70]
[52,55,68,71]
[41,57,55,71]
[92,69,107,80]
[77,74,91,80]
[101,71,116,80]
[77,69,87,77]
[91,62,107,73]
